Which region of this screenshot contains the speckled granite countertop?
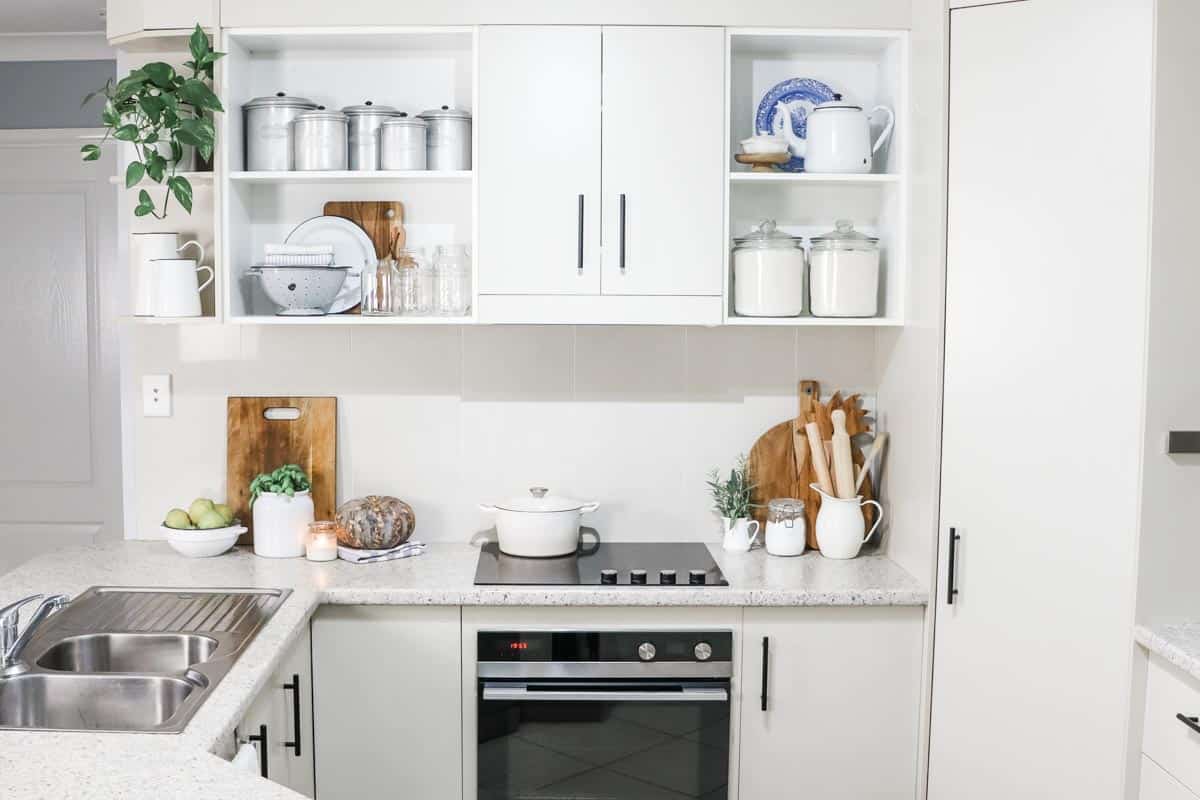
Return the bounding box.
[1136,622,1200,683]
[0,540,925,799]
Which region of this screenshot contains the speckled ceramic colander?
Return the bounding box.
[252,266,350,316]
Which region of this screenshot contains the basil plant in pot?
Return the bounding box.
[248,464,314,559]
[707,455,761,553]
[82,25,224,219]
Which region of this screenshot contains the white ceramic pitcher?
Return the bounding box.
[152,258,213,317]
[130,233,204,316]
[810,483,883,559]
[722,517,761,553]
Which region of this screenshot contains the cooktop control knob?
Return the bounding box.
[630,569,647,585]
[689,569,707,586]
[600,569,618,585]
[659,569,676,585]
[637,642,657,661]
[694,642,713,661]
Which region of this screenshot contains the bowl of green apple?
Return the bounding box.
[161,498,246,558]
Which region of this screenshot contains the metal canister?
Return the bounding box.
[293,107,348,171]
[242,92,317,171]
[342,101,399,171]
[379,114,428,171]
[418,106,472,170]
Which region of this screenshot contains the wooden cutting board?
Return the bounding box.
[322,201,405,259]
[227,397,337,545]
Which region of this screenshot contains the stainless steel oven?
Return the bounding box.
[476,630,733,800]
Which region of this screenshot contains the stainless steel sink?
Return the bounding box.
[0,587,289,733]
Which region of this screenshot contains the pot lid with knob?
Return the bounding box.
[486,487,594,513]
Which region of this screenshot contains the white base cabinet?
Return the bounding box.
[738,607,922,800]
[1142,756,1200,800]
[312,605,463,800]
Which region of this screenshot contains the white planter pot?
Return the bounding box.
[252,490,314,558]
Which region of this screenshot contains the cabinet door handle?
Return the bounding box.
[1177,713,1200,734]
[760,636,770,712]
[246,724,268,778]
[947,528,961,605]
[283,673,302,757]
[618,193,627,271]
[576,194,585,271]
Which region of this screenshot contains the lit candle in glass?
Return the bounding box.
[306,521,339,562]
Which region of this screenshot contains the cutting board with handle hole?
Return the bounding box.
[227,397,337,545]
[322,201,405,259]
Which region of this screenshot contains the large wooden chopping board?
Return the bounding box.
[323,200,405,259]
[227,397,337,545]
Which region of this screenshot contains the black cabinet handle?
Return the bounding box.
[246,723,268,778]
[619,194,627,271]
[760,636,769,712]
[947,528,961,605]
[283,673,302,756]
[576,194,584,271]
[1177,713,1200,734]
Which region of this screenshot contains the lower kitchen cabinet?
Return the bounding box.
[738,607,923,799]
[1141,756,1200,800]
[236,624,315,797]
[312,605,463,800]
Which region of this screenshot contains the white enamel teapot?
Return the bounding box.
[775,94,895,174]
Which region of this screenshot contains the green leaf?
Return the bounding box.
[176,117,215,161]
[80,143,101,162]
[134,187,155,217]
[189,24,209,65]
[112,124,139,142]
[114,70,148,100]
[143,62,175,89]
[124,161,145,188]
[101,99,120,127]
[145,151,166,182]
[138,94,166,124]
[167,176,193,213]
[177,78,223,113]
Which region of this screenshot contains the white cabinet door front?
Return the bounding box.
[1141,756,1200,800]
[478,26,601,295]
[276,626,315,798]
[600,26,725,295]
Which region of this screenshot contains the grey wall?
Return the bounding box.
[0,60,115,129]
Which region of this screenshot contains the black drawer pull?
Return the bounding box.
[283,673,302,756]
[760,636,769,712]
[246,723,268,778]
[947,528,961,605]
[1177,713,1200,734]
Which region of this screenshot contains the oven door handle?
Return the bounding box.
[481,683,728,703]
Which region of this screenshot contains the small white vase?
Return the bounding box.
[722,517,761,553]
[252,490,314,558]
[810,483,883,560]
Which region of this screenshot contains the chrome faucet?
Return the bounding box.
[0,594,70,677]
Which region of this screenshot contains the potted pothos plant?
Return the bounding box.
[82,25,224,219]
[248,464,314,559]
[707,455,761,552]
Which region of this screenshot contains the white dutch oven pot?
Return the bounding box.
[480,487,600,558]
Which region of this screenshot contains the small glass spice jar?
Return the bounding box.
[306,521,340,562]
[765,498,807,557]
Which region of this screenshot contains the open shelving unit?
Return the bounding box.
[219,26,477,324]
[723,28,909,327]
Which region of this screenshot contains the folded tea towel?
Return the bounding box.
[338,541,427,564]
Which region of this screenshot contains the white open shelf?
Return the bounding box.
[230,170,471,184]
[109,171,215,187]
[729,172,901,184]
[227,314,473,326]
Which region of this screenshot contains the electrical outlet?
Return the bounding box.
[143,374,172,417]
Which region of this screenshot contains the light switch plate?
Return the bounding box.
[142,374,172,417]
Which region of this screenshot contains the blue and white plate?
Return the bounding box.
[755,78,836,172]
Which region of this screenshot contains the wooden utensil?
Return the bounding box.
[855,432,889,493]
[227,397,337,545]
[322,201,405,259]
[831,409,855,499]
[734,152,789,172]
[806,422,835,496]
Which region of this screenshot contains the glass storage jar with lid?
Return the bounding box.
[809,219,881,317]
[732,219,806,317]
[765,498,807,557]
[434,244,471,316]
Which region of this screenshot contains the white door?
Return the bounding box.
[276,625,315,797]
[477,26,601,295]
[600,26,724,295]
[930,1,1154,797]
[0,130,122,575]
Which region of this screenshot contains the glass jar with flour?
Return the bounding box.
[809,220,881,317]
[732,220,806,317]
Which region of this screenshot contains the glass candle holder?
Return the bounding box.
[306,521,340,562]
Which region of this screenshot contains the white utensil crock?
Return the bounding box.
[810,483,883,559]
[722,517,761,553]
[152,258,213,317]
[252,490,314,558]
[480,487,599,558]
[130,234,204,316]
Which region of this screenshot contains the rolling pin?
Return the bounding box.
[831,409,855,499]
[805,422,835,496]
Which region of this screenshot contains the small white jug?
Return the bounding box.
[130,233,203,316]
[152,258,213,317]
[722,517,761,553]
[810,483,883,560]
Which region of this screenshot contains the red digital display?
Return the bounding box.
[509,641,528,650]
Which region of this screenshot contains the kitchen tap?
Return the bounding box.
[0,594,69,677]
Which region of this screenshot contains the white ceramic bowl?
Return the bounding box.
[254,266,350,316]
[161,524,246,558]
[740,135,790,155]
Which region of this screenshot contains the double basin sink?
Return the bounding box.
[0,587,289,733]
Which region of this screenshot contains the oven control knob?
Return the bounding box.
[600,569,618,585]
[689,569,707,586]
[630,569,647,585]
[659,569,677,585]
[637,642,657,661]
[694,642,713,662]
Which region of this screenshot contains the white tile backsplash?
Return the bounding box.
[126,325,877,542]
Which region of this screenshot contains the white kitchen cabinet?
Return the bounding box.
[1142,756,1200,800]
[600,26,724,295]
[930,1,1155,797]
[312,606,463,800]
[235,626,313,795]
[738,607,922,799]
[107,0,216,41]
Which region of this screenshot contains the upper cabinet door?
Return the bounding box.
[478,26,602,295]
[600,27,725,296]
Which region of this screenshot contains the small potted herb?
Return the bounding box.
[707,455,761,552]
[248,464,313,558]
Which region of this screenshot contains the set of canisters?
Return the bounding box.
[243,93,472,172]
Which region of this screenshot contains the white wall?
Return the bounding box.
[125,324,878,542]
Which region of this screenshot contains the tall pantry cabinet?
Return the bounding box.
[929,0,1156,797]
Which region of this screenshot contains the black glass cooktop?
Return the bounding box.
[474,538,728,587]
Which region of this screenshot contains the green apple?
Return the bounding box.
[195,509,228,530]
[164,509,192,530]
[213,503,235,525]
[188,498,215,525]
